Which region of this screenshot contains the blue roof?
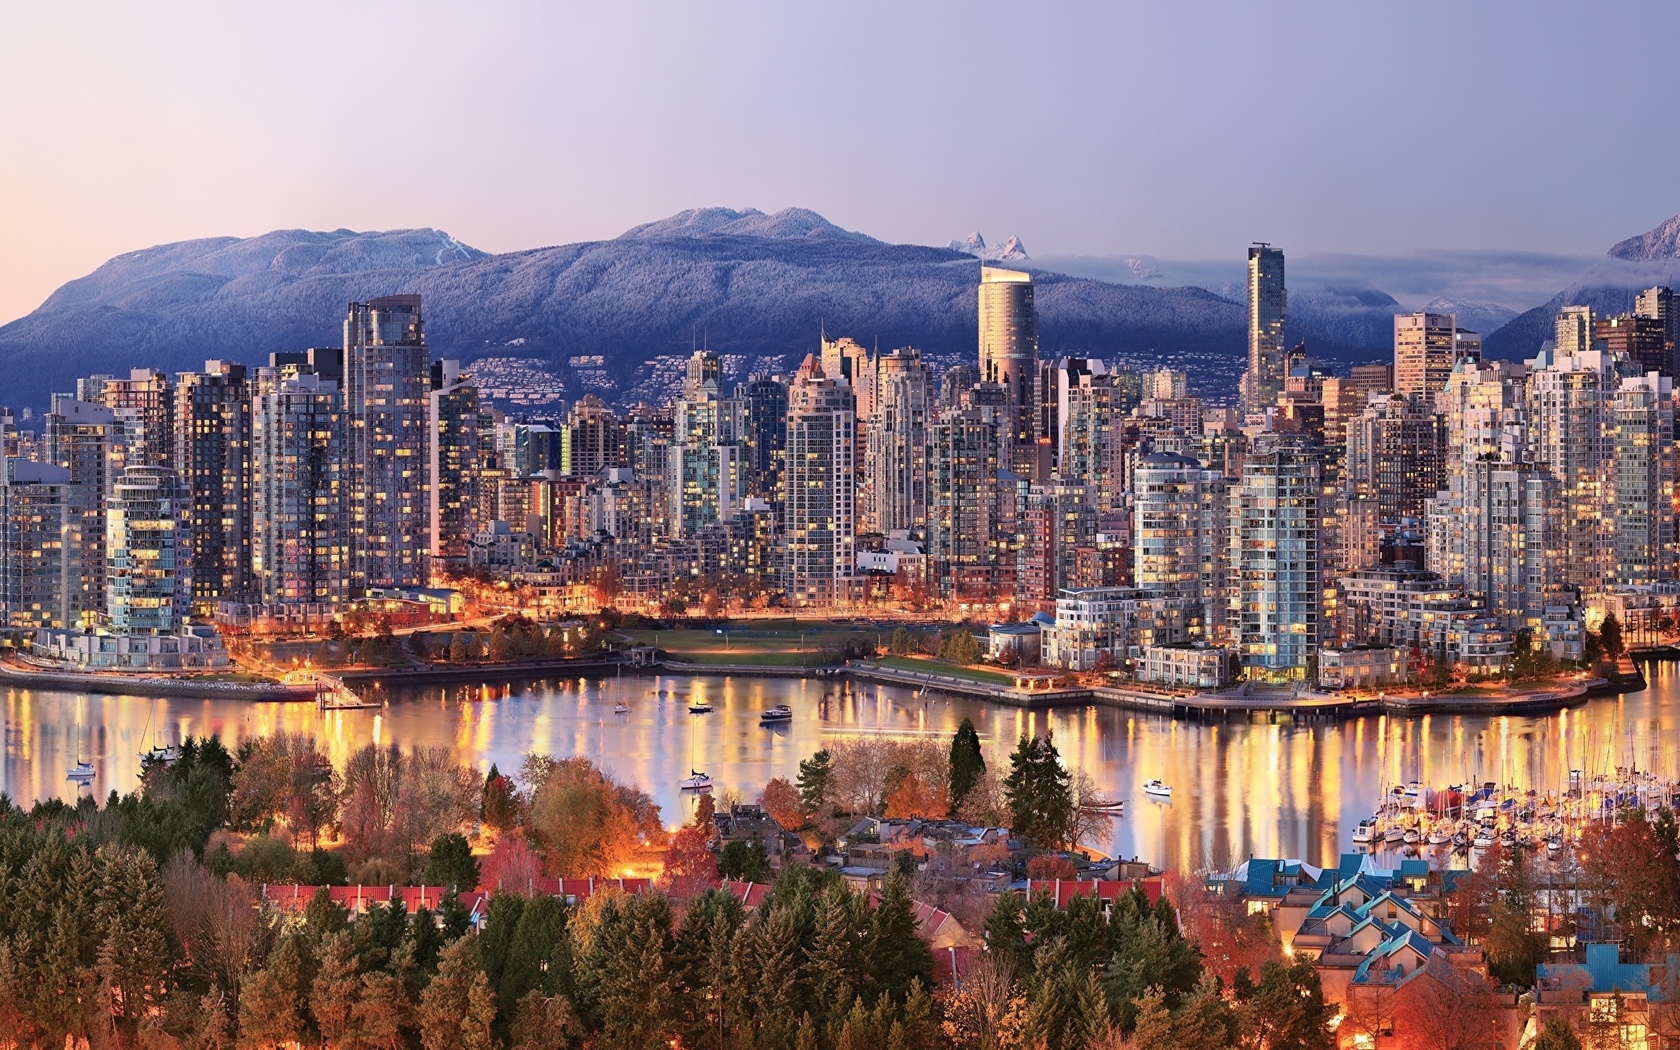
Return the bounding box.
[1538,945,1680,1000]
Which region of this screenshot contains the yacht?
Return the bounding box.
[1426,826,1453,846]
[1352,818,1377,844]
[1383,826,1406,845]
[1472,830,1495,850]
[759,704,793,724]
[1402,829,1420,845]
[613,702,630,715]
[66,761,96,784]
[1143,779,1173,798]
[140,744,180,767]
[688,700,714,714]
[678,770,713,791]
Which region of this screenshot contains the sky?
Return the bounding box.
[3,0,1680,324]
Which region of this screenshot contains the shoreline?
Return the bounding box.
[2,649,1643,719]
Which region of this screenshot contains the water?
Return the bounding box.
[7,663,1680,872]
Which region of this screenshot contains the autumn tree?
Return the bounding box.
[758,776,807,831]
[524,755,663,877]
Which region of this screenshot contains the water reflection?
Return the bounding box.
[5,662,1680,872]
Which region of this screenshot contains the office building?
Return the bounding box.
[1393,312,1460,397]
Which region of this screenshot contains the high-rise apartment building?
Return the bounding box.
[866,347,931,535]
[1242,244,1287,417]
[1232,448,1319,678]
[978,267,1039,475]
[174,361,252,605]
[428,360,481,571]
[98,368,175,470]
[739,378,788,511]
[1527,348,1615,591]
[1393,312,1460,397]
[928,404,1002,599]
[106,466,187,633]
[562,395,625,479]
[1595,314,1669,377]
[45,397,118,624]
[668,350,745,537]
[1636,285,1677,368]
[1133,452,1228,640]
[1554,305,1595,356]
[783,356,855,606]
[1344,393,1446,523]
[1611,373,1676,587]
[343,295,431,591]
[0,458,72,628]
[253,369,346,605]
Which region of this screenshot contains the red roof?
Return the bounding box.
[932,946,984,989]
[1025,877,1164,909]
[477,875,653,900]
[717,879,772,908]
[261,884,488,919]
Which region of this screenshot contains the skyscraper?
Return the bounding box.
[739,377,788,511]
[668,350,744,537]
[1611,373,1676,587]
[978,266,1039,476]
[174,361,252,605]
[253,368,346,605]
[106,466,187,633]
[0,458,72,629]
[44,397,118,625]
[98,368,175,470]
[1393,312,1459,397]
[1133,452,1228,640]
[783,355,855,606]
[1636,285,1677,371]
[866,347,930,535]
[343,295,431,591]
[1527,347,1615,591]
[562,394,626,479]
[1242,244,1287,417]
[428,360,481,571]
[1344,393,1446,523]
[1232,448,1319,678]
[928,404,1002,599]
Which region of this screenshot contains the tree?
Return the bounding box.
[95,846,172,1038]
[948,719,986,816]
[417,937,496,1050]
[1003,735,1074,849]
[718,840,770,883]
[1599,612,1624,661]
[350,970,410,1050]
[889,627,916,655]
[661,821,718,899]
[524,755,660,877]
[1236,959,1334,1050]
[509,990,581,1050]
[798,750,833,814]
[870,870,936,1006]
[481,764,519,831]
[884,772,945,819]
[238,935,307,1050]
[311,930,360,1049]
[1533,1018,1584,1050]
[758,777,806,831]
[425,833,482,891]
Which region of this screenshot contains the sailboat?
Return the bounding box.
[66,697,95,785]
[138,701,179,769]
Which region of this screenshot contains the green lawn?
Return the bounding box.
[873,655,1015,684]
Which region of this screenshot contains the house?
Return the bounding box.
[986,622,1042,665]
[1531,944,1680,1049]
[713,803,808,866]
[260,884,490,929]
[1025,877,1166,913]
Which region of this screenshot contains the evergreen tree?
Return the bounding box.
[1173,974,1239,1050]
[500,894,571,1016]
[95,846,172,1038]
[1599,612,1625,660]
[1129,985,1174,1050]
[509,989,581,1050]
[311,930,360,1049]
[478,892,526,996]
[424,832,481,891]
[417,936,495,1050]
[869,870,935,1006]
[747,906,804,1047]
[948,719,986,816]
[797,750,833,814]
[718,839,771,882]
[238,935,307,1049]
[349,970,410,1050]
[1533,1017,1584,1050]
[983,891,1033,979]
[583,893,680,1050]
[305,885,350,938]
[807,886,863,1030]
[1238,959,1335,1050]
[1002,735,1074,848]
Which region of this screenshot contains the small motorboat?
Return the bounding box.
[1352,818,1377,844]
[1143,779,1172,799]
[1402,829,1420,845]
[1472,830,1495,850]
[688,701,714,714]
[759,704,793,724]
[678,770,713,791]
[66,761,96,784]
[613,703,630,715]
[1081,799,1126,813]
[1383,826,1406,845]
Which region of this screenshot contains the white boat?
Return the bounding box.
[1383,826,1405,845]
[759,704,793,723]
[140,744,180,767]
[678,770,713,791]
[688,701,714,714]
[1426,827,1452,846]
[1352,818,1377,843]
[1472,830,1495,849]
[1403,829,1420,845]
[1081,798,1126,813]
[613,702,630,714]
[1143,779,1172,798]
[66,761,96,784]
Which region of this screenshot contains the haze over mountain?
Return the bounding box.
[6,206,1680,414]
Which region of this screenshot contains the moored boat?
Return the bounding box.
[759,704,793,723]
[679,770,713,791]
[1143,779,1173,798]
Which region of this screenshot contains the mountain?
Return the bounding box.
[0,209,1302,411]
[949,232,1030,261]
[1608,212,1680,261]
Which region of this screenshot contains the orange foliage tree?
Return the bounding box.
[757,777,806,831]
